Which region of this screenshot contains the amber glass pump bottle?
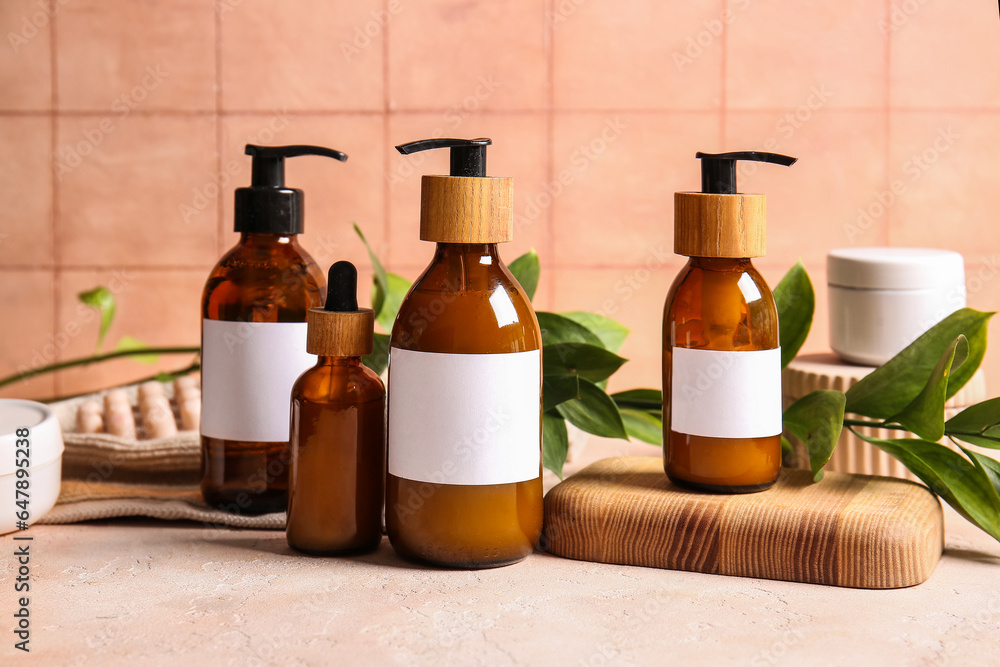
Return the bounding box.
[663,151,796,493]
[201,144,347,514]
[287,261,385,554]
[385,137,543,568]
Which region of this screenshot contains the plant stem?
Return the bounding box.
[0,346,200,389]
[845,420,1000,447]
[843,417,898,430]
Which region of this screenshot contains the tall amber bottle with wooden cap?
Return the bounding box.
[286,260,385,554]
[386,137,542,568]
[664,151,796,493]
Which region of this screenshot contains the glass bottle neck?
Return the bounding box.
[316,356,363,367]
[426,243,503,292]
[432,242,501,263]
[688,256,752,271]
[240,232,300,247]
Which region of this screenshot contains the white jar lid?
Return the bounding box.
[0,399,65,475]
[827,247,965,290]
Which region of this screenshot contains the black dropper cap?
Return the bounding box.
[395,137,491,176]
[324,261,359,312]
[696,151,797,194]
[234,144,347,235]
[306,260,374,357]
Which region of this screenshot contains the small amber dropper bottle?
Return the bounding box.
[663,151,796,493]
[286,261,385,555]
[385,137,543,569]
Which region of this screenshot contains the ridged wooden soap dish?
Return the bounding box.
[542,456,943,589]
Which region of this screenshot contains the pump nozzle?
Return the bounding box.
[235,144,348,235]
[396,137,511,243]
[245,144,347,187]
[675,150,798,259]
[324,261,359,312]
[695,151,797,195]
[396,138,491,177]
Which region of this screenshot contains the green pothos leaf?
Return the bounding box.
[113,335,159,365]
[542,412,569,479]
[508,249,540,301]
[78,286,116,353]
[855,431,1000,543]
[773,261,814,369]
[782,390,845,481]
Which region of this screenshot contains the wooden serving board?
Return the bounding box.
[542,457,943,589]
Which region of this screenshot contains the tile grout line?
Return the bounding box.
[883,0,892,246]
[50,0,61,396]
[720,0,728,146]
[38,261,1000,274]
[215,3,225,258]
[3,106,996,118]
[0,266,216,273]
[382,0,391,274]
[545,0,556,308]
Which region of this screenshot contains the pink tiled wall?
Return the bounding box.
[2,0,1000,400]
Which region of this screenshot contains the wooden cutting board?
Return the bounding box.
[542,457,943,589]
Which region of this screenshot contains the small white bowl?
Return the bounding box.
[0,399,64,534]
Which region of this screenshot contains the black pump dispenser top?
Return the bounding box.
[325,261,359,313]
[396,138,491,177]
[235,144,347,235]
[696,151,797,195]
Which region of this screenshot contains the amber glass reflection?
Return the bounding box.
[286,356,385,554]
[663,257,781,492]
[386,243,543,568]
[201,233,325,514]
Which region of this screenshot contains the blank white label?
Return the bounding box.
[388,348,541,486]
[201,319,313,442]
[671,347,782,439]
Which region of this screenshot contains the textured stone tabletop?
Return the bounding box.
[4,440,1000,666]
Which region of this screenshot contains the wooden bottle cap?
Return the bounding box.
[306,308,374,357]
[419,175,514,243]
[674,192,767,258]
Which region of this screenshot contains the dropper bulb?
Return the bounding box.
[325,261,359,312]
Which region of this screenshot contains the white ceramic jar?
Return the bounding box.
[1,399,64,534]
[827,248,966,366]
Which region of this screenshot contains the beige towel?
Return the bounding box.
[39,479,285,529]
[45,383,284,530]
